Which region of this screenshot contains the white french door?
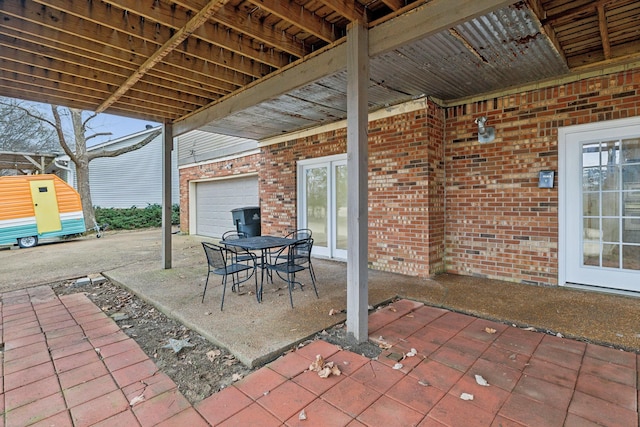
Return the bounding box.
[298,155,348,260]
[559,118,640,292]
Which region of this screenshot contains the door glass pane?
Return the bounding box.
[583,192,599,216]
[335,164,348,251]
[581,139,640,272]
[601,192,619,216]
[306,167,328,247]
[602,244,619,268]
[623,245,640,269]
[602,218,619,242]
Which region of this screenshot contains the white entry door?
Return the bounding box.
[298,155,347,259]
[559,118,640,292]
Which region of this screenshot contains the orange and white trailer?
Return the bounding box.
[0,174,86,248]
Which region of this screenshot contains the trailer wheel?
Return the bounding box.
[18,236,38,248]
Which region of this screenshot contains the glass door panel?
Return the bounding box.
[304,166,328,253]
[299,155,348,260]
[580,138,640,272]
[333,161,348,259]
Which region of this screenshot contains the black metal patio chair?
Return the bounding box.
[265,238,318,308]
[201,242,258,310]
[266,228,313,273]
[221,230,254,264]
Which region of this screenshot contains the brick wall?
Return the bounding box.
[261,100,445,277]
[179,68,640,285]
[178,153,262,233]
[444,69,640,285]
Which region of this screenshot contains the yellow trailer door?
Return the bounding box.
[29,180,62,233]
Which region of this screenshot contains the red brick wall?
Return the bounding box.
[180,69,640,284]
[444,69,640,285]
[260,130,347,236]
[260,100,445,277]
[179,153,262,233]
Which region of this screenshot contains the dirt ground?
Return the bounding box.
[52,278,381,405]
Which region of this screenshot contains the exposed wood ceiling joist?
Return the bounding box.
[1,0,639,140]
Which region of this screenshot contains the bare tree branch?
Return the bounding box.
[51,106,78,164]
[86,132,113,143]
[87,129,162,161]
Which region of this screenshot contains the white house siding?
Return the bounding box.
[177,130,257,166]
[62,128,180,208]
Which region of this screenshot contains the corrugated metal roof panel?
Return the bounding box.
[187,3,571,141]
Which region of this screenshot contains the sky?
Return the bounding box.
[87,113,160,146]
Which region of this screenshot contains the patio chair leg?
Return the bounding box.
[310,272,319,298]
[202,272,210,303]
[287,272,294,308]
[220,276,228,311]
[254,269,260,303]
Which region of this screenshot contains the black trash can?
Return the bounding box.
[231,206,261,237]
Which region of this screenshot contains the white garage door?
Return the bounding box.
[195,176,258,238]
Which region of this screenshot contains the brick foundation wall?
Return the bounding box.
[444,69,640,285]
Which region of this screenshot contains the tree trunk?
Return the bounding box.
[75,160,96,228]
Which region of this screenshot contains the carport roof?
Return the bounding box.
[2,0,640,140]
[0,150,59,175]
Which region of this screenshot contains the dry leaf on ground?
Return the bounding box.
[309,354,341,378]
[484,327,497,334]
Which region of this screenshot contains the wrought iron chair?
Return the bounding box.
[221,230,252,261]
[201,242,258,310]
[265,238,318,308]
[267,228,313,270]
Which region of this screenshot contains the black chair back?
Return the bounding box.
[202,242,227,271]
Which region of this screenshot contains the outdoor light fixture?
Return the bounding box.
[475,116,495,143]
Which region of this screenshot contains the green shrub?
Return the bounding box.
[95,204,180,230]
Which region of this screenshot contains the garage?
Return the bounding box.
[194,175,258,238]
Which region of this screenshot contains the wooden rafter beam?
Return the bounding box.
[381,0,405,12]
[247,0,337,43]
[101,0,291,69]
[96,0,229,113]
[597,5,612,60]
[541,0,627,25]
[4,1,265,84]
[315,0,367,23]
[157,0,308,58]
[526,0,566,63]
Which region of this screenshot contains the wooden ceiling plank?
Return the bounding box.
[1,60,202,115]
[381,0,405,12]
[597,5,612,59]
[103,0,289,69]
[246,0,337,43]
[158,0,309,58]
[542,0,628,25]
[26,0,268,78]
[0,29,234,99]
[314,0,367,23]
[96,0,231,113]
[0,52,214,110]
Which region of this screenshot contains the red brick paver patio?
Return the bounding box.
[1,288,638,426]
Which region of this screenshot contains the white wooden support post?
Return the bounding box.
[162,121,173,269]
[346,21,369,343]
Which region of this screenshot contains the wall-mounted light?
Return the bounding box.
[474,116,495,143]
